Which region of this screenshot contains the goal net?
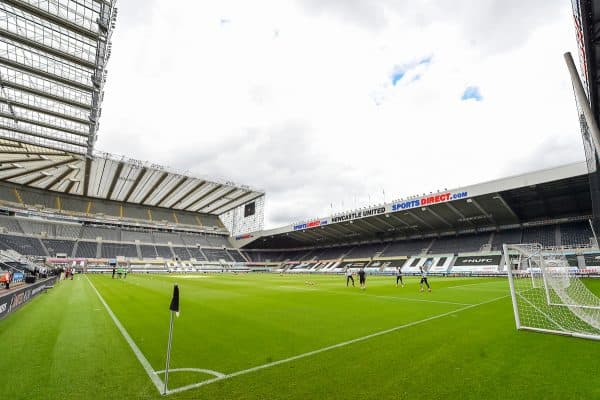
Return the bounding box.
[503,243,600,340]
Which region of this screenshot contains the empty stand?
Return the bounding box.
[559,221,593,247]
[81,226,121,241]
[121,230,154,243]
[206,235,230,247]
[227,249,246,262]
[344,242,388,258]
[381,239,432,257]
[42,239,76,257]
[18,219,55,237]
[153,231,184,245]
[140,244,158,258]
[155,245,174,259]
[101,242,138,258]
[0,234,47,256]
[55,223,82,239]
[75,241,98,258]
[203,248,231,261]
[429,232,490,254]
[172,246,192,261]
[187,247,207,261]
[522,225,556,247]
[0,216,23,233]
[491,229,523,251]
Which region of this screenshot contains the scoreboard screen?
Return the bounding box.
[244,202,255,218]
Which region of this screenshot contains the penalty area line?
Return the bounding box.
[85,275,164,393]
[166,294,509,395]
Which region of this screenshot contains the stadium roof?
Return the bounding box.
[0,0,117,155]
[242,162,592,248]
[0,138,264,214]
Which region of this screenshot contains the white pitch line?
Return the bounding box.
[154,368,226,378]
[85,276,164,393]
[372,295,472,306]
[166,294,509,395]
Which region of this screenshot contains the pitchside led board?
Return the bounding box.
[244,202,255,218]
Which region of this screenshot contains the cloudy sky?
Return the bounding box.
[98,0,582,228]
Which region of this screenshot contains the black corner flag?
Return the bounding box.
[169,284,180,316]
[164,284,179,394]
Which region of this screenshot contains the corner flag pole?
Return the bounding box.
[163,284,179,395]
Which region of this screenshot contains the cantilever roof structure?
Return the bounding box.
[0,138,264,215]
[0,0,116,155]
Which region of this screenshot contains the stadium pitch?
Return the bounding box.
[1,274,599,399]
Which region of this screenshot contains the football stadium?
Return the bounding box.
[1,1,600,399]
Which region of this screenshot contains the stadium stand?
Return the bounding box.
[0,234,47,256]
[121,229,154,243]
[18,219,55,237]
[140,244,158,258]
[181,233,212,247]
[172,246,192,261]
[203,248,232,262]
[188,247,207,261]
[206,235,230,247]
[101,243,138,258]
[344,242,388,258]
[522,225,556,247]
[311,246,352,260]
[490,228,523,251]
[429,232,490,254]
[0,182,227,231]
[559,221,593,247]
[155,245,174,259]
[0,216,23,233]
[42,239,76,257]
[81,226,121,241]
[75,242,98,258]
[153,231,184,245]
[55,223,82,239]
[381,239,432,257]
[227,249,246,262]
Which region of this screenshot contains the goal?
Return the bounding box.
[503,243,600,340]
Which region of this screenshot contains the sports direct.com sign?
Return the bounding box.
[391,191,468,211]
[293,191,469,231]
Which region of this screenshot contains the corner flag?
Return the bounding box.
[169,284,180,317]
[164,284,179,394]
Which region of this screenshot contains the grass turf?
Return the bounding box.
[1,273,599,399]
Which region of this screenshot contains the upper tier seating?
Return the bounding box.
[101,242,138,258]
[381,239,432,257]
[203,248,231,261]
[429,232,490,254]
[75,241,97,258]
[522,225,556,247]
[559,221,593,247]
[172,246,191,261]
[42,239,76,257]
[0,216,23,233]
[0,234,46,256]
[491,229,523,251]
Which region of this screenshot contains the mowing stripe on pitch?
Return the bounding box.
[86,276,164,393]
[166,294,509,395]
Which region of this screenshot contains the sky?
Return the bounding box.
[98,0,583,228]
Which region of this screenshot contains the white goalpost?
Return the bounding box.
[503,243,600,340]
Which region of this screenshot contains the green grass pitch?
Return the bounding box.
[1,273,599,399]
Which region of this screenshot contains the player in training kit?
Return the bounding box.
[358,267,366,290]
[345,267,355,287]
[419,266,431,292]
[395,266,404,287]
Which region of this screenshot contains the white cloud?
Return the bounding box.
[98,0,583,228]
